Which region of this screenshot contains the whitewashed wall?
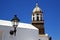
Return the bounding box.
[0,21,39,40]
[0,20,49,40]
[39,34,49,40]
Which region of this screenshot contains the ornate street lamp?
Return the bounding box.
[10,15,20,36]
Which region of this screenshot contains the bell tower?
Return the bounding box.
[32,3,45,34]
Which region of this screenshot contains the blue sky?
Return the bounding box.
[0,0,60,40]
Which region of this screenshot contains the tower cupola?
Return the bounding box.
[33,3,42,13]
[32,3,45,34]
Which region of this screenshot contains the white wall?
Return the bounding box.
[39,35,49,40]
[0,30,2,40]
[0,25,39,40]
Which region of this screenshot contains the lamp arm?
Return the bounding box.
[14,27,17,36]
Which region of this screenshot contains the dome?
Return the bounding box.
[33,3,42,13]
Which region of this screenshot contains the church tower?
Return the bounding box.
[32,3,45,34]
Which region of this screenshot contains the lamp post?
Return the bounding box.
[10,15,20,36]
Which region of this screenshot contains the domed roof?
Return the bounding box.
[33,3,42,13]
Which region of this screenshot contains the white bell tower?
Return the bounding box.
[32,2,45,34]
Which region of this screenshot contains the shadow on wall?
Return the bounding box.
[0,30,2,40]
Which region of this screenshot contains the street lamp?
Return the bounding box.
[10,15,20,36]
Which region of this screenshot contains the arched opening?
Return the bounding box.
[37,14,39,21]
[37,16,39,21]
